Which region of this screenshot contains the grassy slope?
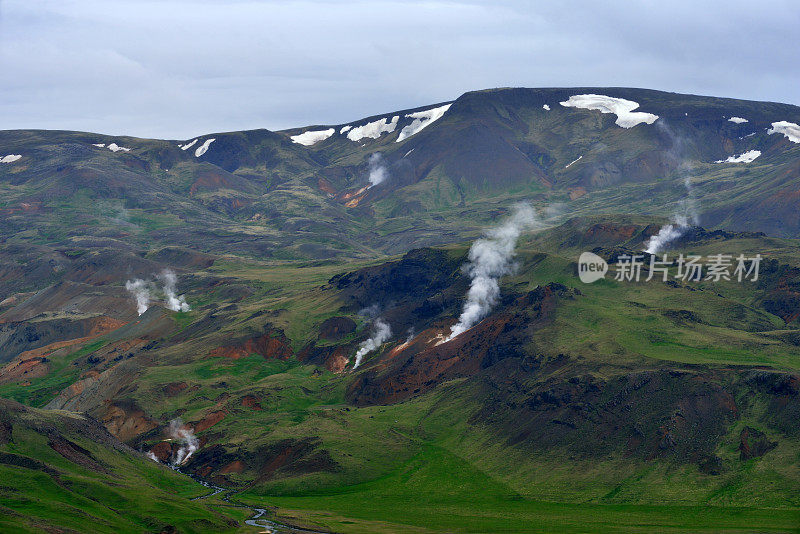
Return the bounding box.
[4,225,800,532]
[0,405,240,533]
[235,388,800,533]
[229,232,800,532]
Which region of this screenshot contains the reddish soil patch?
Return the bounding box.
[241,395,262,410]
[12,316,127,362]
[149,441,175,462]
[569,187,587,200]
[583,223,638,243]
[256,438,337,482]
[189,168,233,195]
[208,330,293,360]
[194,410,227,433]
[317,177,336,195]
[219,460,246,474]
[324,347,351,373]
[101,401,158,442]
[0,357,50,385]
[163,382,189,397]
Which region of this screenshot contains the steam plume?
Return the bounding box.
[353,317,391,369]
[644,122,700,254]
[159,269,191,312]
[405,327,415,343]
[168,419,199,466]
[125,279,151,315]
[644,216,688,255]
[544,202,567,220]
[441,202,538,344]
[367,152,389,187]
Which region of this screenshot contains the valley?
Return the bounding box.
[2,87,800,532]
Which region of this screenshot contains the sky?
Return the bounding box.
[1,0,798,139]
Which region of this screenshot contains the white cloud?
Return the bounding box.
[0,1,798,138]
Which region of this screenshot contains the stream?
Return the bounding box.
[178,467,326,533]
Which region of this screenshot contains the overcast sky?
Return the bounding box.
[1,0,798,139]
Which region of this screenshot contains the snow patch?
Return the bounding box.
[107,143,131,152]
[396,104,452,142]
[715,150,761,164]
[179,139,198,151]
[339,125,352,134]
[565,155,583,168]
[542,104,551,111]
[347,116,399,142]
[290,128,335,146]
[194,138,215,157]
[93,142,131,152]
[0,154,22,163]
[728,117,748,124]
[559,94,658,128]
[768,121,800,143]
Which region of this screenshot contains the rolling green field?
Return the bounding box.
[4,220,800,532]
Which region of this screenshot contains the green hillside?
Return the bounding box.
[2,88,800,532]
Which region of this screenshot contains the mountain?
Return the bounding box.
[2,87,800,532]
[2,88,799,263]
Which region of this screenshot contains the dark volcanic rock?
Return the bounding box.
[738,426,777,460]
[346,282,575,406]
[187,437,339,485]
[471,368,738,466]
[318,316,357,341]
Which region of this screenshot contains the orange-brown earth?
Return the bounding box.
[207,330,293,360]
[348,283,573,405]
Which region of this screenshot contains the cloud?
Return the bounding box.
[1,1,798,138]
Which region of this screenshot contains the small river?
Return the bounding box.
[183,469,327,533]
